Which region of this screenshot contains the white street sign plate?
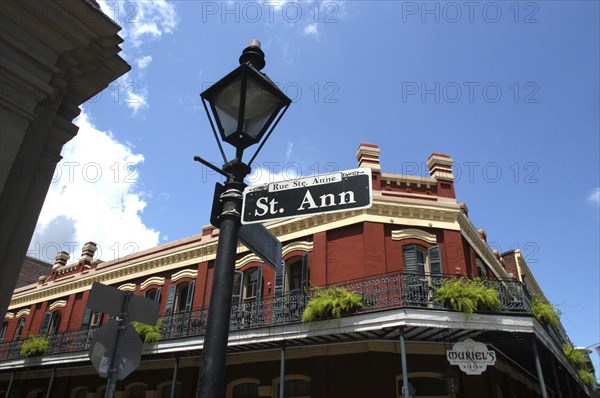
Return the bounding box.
[242,168,372,224]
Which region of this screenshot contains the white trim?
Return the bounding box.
[171,269,198,283]
[118,283,136,292]
[48,300,67,311]
[140,276,165,290]
[392,229,437,244]
[16,309,30,318]
[4,312,14,319]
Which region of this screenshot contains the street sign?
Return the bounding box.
[241,168,372,224]
[239,224,282,269]
[88,282,159,325]
[90,320,143,380]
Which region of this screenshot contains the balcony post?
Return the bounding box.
[551,357,563,398]
[170,356,179,398]
[531,336,548,398]
[399,327,410,398]
[45,367,55,398]
[279,341,286,398]
[564,367,574,398]
[6,371,14,396]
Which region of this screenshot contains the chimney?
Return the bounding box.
[80,242,97,265]
[477,228,487,242]
[426,153,456,199]
[52,251,70,270]
[356,143,381,190]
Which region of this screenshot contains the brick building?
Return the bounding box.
[0,144,595,398]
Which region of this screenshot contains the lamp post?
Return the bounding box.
[195,40,291,398]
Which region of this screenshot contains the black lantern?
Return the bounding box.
[200,40,291,154]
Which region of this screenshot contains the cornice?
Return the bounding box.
[391,229,437,244]
[457,214,508,278]
[236,241,315,269]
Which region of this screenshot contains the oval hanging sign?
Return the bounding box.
[446,338,496,375]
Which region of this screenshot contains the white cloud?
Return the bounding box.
[588,187,600,206]
[99,0,178,48]
[286,142,294,161]
[246,165,300,186]
[302,23,319,39]
[136,55,153,69]
[28,109,159,263]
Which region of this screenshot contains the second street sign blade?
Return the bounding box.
[242,168,372,224]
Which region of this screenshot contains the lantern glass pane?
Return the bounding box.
[242,75,281,139]
[214,76,243,138]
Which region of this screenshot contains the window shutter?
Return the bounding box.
[39,312,51,335]
[185,282,195,312]
[81,307,92,328]
[428,246,443,275]
[274,262,285,297]
[404,245,418,273]
[165,285,177,315]
[232,271,243,303]
[155,287,162,303]
[255,265,264,300]
[14,318,25,340]
[301,253,310,291]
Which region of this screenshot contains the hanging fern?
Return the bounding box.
[579,369,596,388]
[433,278,501,314]
[132,320,163,343]
[302,287,363,323]
[563,343,588,369]
[20,335,49,357]
[530,296,560,329]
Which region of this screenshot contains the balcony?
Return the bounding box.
[0,272,531,362]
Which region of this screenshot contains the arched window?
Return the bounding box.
[231,266,263,328]
[273,254,309,323]
[163,281,195,337]
[0,321,8,343]
[14,318,26,341]
[70,386,88,398]
[157,381,182,398]
[272,375,310,398]
[145,287,162,302]
[227,379,260,398]
[403,245,443,304]
[26,389,44,398]
[395,373,450,398]
[39,311,61,335]
[475,259,486,278]
[125,383,147,398]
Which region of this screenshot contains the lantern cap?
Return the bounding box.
[239,39,266,70]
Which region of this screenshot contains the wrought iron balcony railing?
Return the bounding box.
[0,272,532,361]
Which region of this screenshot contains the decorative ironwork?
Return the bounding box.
[0,272,536,361]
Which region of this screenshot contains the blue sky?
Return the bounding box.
[30,0,598,376]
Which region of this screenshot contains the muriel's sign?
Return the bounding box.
[446,339,496,375]
[241,168,372,224]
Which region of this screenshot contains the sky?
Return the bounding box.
[28,0,599,377]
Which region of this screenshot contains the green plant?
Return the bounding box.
[20,334,49,357]
[302,287,363,323]
[563,343,588,369]
[132,320,162,343]
[579,369,596,388]
[531,296,560,329]
[433,278,501,314]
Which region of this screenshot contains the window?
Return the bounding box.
[475,259,486,277]
[145,287,162,302]
[14,318,26,341]
[273,376,310,398]
[403,245,443,304]
[231,266,263,328]
[26,390,44,398]
[40,311,61,335]
[70,387,88,398]
[82,308,104,329]
[233,382,259,398]
[0,322,7,343]
[125,383,147,398]
[273,255,309,323]
[157,382,181,398]
[163,282,195,337]
[396,374,450,398]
